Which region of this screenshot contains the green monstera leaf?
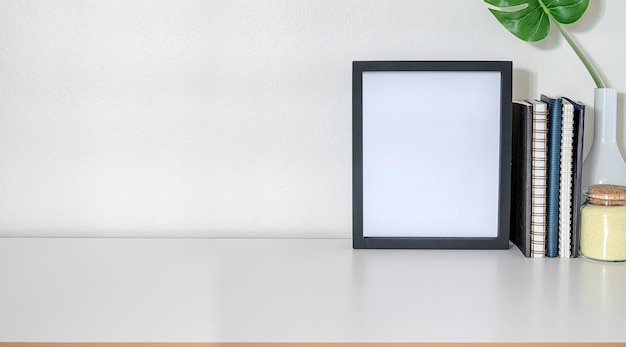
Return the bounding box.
[485,0,604,87]
[485,0,589,42]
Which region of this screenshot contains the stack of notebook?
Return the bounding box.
[510,96,585,258]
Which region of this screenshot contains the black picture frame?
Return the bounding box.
[353,61,512,249]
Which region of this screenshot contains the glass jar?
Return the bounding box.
[579,184,626,262]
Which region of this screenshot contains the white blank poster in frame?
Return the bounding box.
[352,61,512,249]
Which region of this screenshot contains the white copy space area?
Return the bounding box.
[0,238,624,342]
[362,71,502,238]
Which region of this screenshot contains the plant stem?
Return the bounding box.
[551,18,606,88]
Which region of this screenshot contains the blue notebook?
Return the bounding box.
[541,95,562,258]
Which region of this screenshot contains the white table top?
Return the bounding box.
[0,238,624,342]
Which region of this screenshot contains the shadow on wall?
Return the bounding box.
[512,68,534,101]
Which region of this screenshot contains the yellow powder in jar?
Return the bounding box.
[580,204,626,261]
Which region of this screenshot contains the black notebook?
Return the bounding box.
[510,101,533,257]
[565,98,585,257]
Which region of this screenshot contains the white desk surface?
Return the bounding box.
[0,238,624,343]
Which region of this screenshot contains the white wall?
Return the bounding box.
[1,0,625,238]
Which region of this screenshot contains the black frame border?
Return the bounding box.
[352,60,512,249]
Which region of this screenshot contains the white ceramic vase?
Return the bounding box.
[582,88,626,189]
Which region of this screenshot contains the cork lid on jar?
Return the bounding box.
[585,184,626,206]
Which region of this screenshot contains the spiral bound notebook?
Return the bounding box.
[541,94,562,258]
[565,98,586,258]
[559,99,575,258]
[529,99,548,257]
